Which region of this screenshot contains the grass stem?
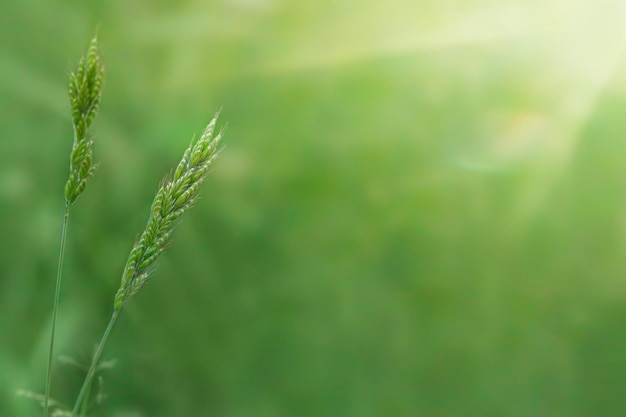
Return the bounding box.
[43,204,70,417]
[78,369,93,417]
[71,309,120,417]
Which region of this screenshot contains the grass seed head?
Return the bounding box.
[114,112,224,310]
[65,35,104,205]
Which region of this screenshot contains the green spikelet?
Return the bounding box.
[114,112,224,310]
[65,36,104,205]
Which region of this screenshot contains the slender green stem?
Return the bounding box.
[78,369,93,417]
[71,309,120,417]
[43,204,70,417]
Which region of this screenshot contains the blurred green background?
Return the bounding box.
[3,0,626,416]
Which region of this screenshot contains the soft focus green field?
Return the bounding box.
[4,1,626,416]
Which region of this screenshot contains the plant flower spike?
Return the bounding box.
[70,112,224,417]
[43,36,104,417]
[115,113,223,310]
[66,36,104,205]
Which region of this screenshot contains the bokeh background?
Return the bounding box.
[3,0,626,416]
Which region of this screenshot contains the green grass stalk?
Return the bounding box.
[42,35,104,417]
[78,367,93,417]
[42,205,69,417]
[71,310,119,417]
[70,114,223,416]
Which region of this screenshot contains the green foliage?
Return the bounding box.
[5,2,626,417]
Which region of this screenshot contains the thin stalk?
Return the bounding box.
[43,204,70,417]
[71,309,120,417]
[78,369,93,417]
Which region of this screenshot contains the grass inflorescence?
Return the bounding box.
[35,33,225,417]
[43,35,104,417]
[115,113,224,310]
[65,36,104,205]
[71,111,223,417]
